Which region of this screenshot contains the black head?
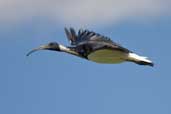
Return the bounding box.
[47,42,60,51]
[27,42,60,56]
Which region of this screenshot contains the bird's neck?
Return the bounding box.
[58,44,80,57]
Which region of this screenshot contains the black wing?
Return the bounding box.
[64,27,77,44]
[65,28,115,44]
[64,27,130,53]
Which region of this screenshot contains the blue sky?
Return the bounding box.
[0,0,171,114]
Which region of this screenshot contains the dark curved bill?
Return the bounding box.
[26,45,48,56]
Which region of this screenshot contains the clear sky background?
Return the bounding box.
[0,0,171,114]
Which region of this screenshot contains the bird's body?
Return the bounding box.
[27,28,154,66]
[87,49,127,64]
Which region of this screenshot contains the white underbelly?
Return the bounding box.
[87,49,128,64]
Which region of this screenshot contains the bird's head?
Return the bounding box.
[27,42,60,56]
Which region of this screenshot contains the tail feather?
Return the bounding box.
[128,53,154,67]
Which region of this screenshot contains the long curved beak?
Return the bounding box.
[26,45,49,56]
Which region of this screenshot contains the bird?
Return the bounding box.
[27,27,154,67]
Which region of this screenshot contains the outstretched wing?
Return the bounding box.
[65,27,115,44]
[77,29,115,44]
[64,27,130,53]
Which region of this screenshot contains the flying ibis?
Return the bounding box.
[27,28,154,66]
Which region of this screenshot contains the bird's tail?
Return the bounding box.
[127,53,154,67]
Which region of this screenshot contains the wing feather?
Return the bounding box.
[64,27,131,53]
[64,28,77,44]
